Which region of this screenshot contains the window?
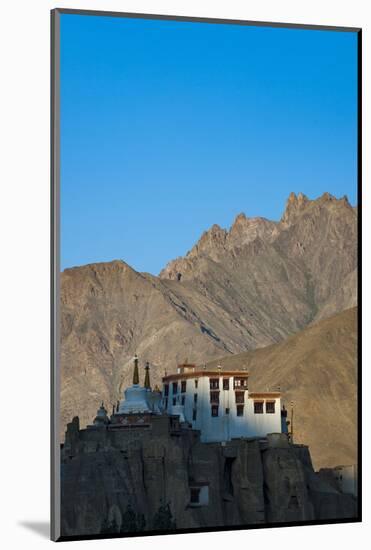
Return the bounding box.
[235,391,245,404]
[225,407,230,415]
[234,377,248,389]
[210,378,219,390]
[190,488,200,504]
[223,378,230,390]
[192,409,197,421]
[164,398,168,409]
[210,391,219,404]
[194,393,198,403]
[266,401,275,414]
[181,380,187,393]
[194,379,198,389]
[237,405,244,417]
[181,395,186,406]
[254,401,264,414]
[189,485,209,507]
[164,384,169,396]
[172,382,178,394]
[211,405,219,417]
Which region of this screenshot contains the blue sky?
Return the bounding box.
[60,14,358,274]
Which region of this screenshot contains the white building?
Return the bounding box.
[162,364,284,443]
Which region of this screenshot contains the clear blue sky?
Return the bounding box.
[60,14,358,274]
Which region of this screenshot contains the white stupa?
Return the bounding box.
[118,355,151,414]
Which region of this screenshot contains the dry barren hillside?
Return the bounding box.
[206,307,358,469]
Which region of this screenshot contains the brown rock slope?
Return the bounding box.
[60,192,357,438]
[206,307,358,469]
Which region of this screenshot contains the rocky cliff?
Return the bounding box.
[60,192,357,457]
[60,418,357,539]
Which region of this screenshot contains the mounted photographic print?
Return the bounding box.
[51,8,361,542]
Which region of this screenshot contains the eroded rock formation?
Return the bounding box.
[60,417,357,538]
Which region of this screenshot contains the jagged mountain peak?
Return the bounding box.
[186,223,228,261]
[204,223,228,242]
[230,211,272,229]
[232,212,248,224]
[280,191,310,225]
[228,214,277,249]
[280,190,356,227]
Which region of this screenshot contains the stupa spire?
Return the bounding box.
[144,361,151,390]
[133,354,139,385]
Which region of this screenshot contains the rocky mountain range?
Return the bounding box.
[60,191,358,453]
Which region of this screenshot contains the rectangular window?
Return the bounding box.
[237,405,244,417]
[223,378,230,390]
[192,409,197,421]
[194,379,198,389]
[164,397,168,409]
[194,393,198,403]
[172,382,178,394]
[164,384,169,397]
[181,395,186,406]
[225,407,230,415]
[189,485,209,507]
[172,397,176,406]
[254,401,264,414]
[235,391,244,404]
[181,380,187,393]
[210,391,219,404]
[234,377,248,389]
[211,405,219,417]
[210,378,219,390]
[190,488,200,504]
[266,401,275,414]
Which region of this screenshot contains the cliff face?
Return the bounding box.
[60,192,357,450]
[60,420,357,538]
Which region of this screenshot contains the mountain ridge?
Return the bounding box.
[160,191,355,278]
